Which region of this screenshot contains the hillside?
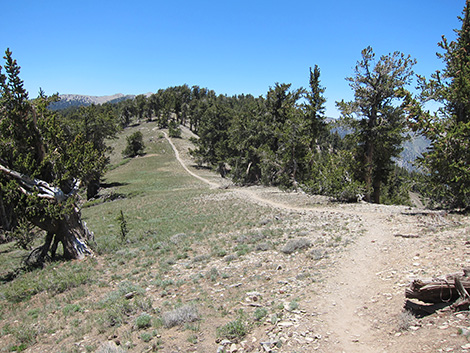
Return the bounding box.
[0,122,469,353]
[48,93,136,110]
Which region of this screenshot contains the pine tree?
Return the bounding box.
[337,46,416,203]
[0,49,94,264]
[304,65,327,149]
[410,1,470,208]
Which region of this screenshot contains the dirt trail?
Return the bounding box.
[161,129,469,352]
[321,213,393,352]
[162,131,396,351]
[161,131,219,188]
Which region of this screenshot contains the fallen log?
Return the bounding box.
[405,268,470,304]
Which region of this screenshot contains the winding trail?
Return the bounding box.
[161,131,219,188]
[160,130,405,352]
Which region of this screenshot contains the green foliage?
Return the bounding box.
[303,149,364,202]
[168,120,181,138]
[409,2,470,208]
[122,131,145,158]
[140,332,153,342]
[337,46,416,203]
[57,104,118,198]
[253,307,268,322]
[288,299,300,311]
[185,67,413,203]
[379,166,413,206]
[135,313,152,329]
[216,313,248,342]
[0,48,116,260]
[116,210,128,243]
[190,98,232,167]
[11,221,36,250]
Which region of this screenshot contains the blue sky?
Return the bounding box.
[0,0,463,117]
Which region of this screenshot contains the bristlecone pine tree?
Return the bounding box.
[408,1,470,208]
[337,46,416,203]
[0,49,94,265]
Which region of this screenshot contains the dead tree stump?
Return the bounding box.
[405,268,470,310]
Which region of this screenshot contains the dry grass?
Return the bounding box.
[162,304,199,328]
[2,122,465,352]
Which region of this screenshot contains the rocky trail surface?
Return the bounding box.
[161,127,470,353]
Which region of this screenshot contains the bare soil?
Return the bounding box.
[2,125,469,353]
[163,126,470,353]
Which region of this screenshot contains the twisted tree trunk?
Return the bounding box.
[0,163,94,265]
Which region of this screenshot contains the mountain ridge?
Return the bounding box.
[48,93,145,110]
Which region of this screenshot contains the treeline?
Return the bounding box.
[80,0,470,210]
[60,68,414,205]
[2,0,469,248]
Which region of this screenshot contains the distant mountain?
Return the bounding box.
[396,132,431,171]
[326,119,430,172]
[48,93,136,110]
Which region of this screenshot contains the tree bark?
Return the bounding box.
[405,269,470,304]
[86,178,100,200]
[0,163,94,265]
[372,178,381,204]
[27,206,94,266]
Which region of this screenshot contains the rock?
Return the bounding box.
[278,321,293,327]
[246,291,261,297]
[259,218,272,226]
[260,340,279,352]
[229,343,238,352]
[217,340,232,353]
[124,291,136,299]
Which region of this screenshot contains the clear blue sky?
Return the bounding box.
[0,0,463,117]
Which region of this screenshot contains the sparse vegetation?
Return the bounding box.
[162,304,199,328]
[280,237,312,254]
[216,313,248,342]
[117,210,129,243]
[2,27,470,350]
[253,307,268,322]
[397,310,416,331]
[135,313,153,329]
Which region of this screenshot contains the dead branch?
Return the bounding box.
[451,277,470,311]
[405,269,470,309]
[0,163,79,202]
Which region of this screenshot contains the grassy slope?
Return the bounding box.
[0,121,293,352]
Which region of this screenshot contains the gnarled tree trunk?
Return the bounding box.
[27,206,94,266]
[405,269,470,309]
[0,163,94,265]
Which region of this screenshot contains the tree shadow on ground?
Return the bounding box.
[404,300,453,318]
[100,181,128,188]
